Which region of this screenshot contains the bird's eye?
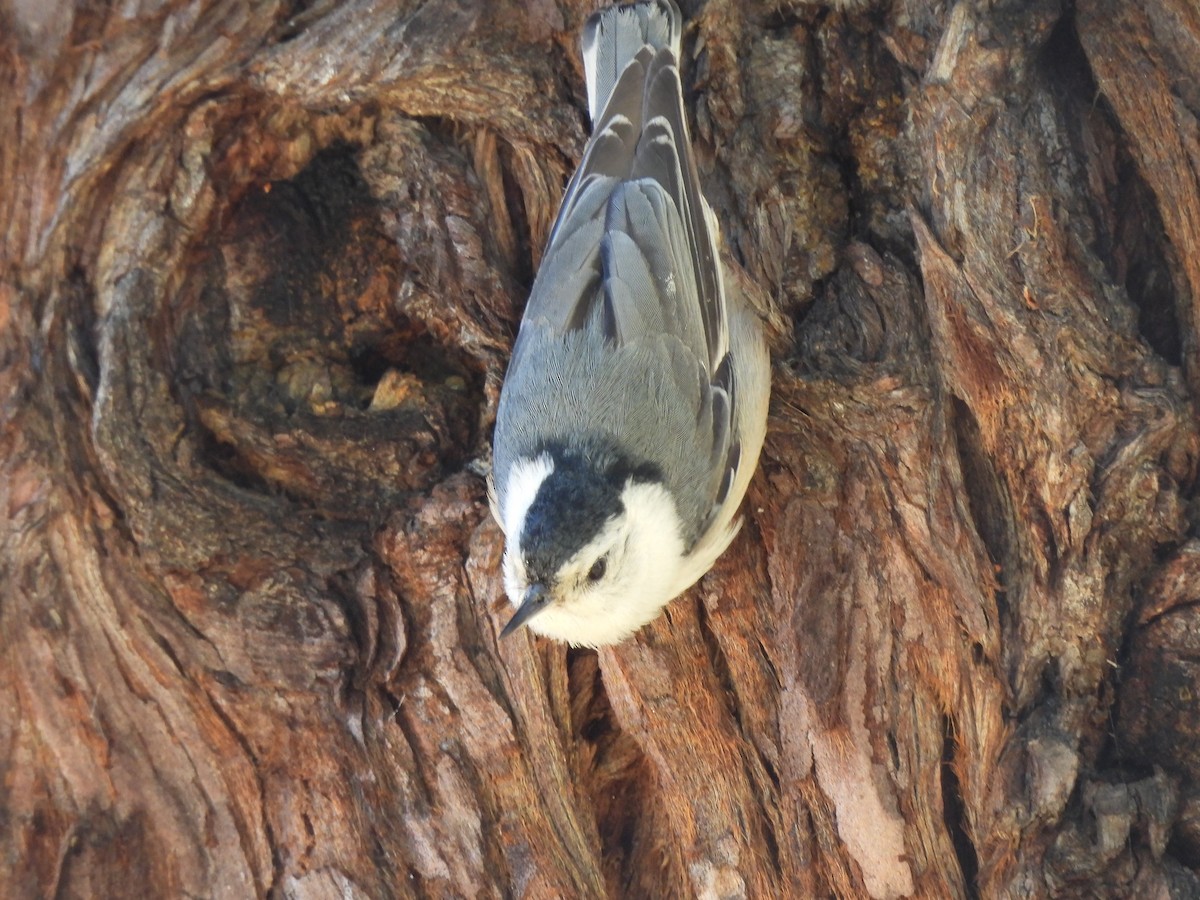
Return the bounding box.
[587,556,608,583]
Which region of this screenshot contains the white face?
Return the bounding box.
[500,455,688,647]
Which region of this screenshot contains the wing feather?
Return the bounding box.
[640,51,728,369]
[499,6,747,543]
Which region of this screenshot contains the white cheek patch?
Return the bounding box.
[502,453,555,542]
[619,481,686,564]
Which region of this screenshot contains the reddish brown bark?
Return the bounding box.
[3,0,1199,897]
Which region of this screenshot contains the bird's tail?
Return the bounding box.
[581,0,683,124]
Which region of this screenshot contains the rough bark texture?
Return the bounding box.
[3,0,1200,897]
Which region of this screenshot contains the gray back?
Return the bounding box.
[493,1,737,547]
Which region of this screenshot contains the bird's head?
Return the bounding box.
[497,449,687,646]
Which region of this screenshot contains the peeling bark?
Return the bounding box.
[3,0,1200,897]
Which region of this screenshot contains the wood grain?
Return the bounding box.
[2,0,1198,896]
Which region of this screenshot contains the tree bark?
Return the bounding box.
[3,0,1199,897]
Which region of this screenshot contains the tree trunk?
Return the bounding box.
[3,0,1199,896]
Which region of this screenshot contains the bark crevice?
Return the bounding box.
[5,0,1200,896]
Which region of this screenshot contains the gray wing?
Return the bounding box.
[513,46,727,374]
[498,34,740,541]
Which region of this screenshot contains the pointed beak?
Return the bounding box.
[501,583,552,638]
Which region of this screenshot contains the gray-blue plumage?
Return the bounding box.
[492,0,765,630]
[493,0,739,558]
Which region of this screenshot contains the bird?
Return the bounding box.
[489,0,770,647]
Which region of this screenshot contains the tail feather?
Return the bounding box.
[581,0,682,123]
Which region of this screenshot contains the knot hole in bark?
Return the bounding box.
[173,137,484,517]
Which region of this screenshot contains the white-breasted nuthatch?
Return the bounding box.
[490,0,770,646]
